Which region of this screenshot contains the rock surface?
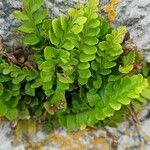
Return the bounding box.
[0,0,150,150]
[115,0,150,62]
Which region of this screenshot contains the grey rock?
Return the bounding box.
[0,2,3,9]
[0,122,20,150]
[115,0,150,61]
[141,120,150,136]
[5,0,22,8]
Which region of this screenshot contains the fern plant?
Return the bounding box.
[0,56,44,120]
[0,0,148,132]
[12,0,48,47]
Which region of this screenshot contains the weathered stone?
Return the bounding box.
[115,0,150,61]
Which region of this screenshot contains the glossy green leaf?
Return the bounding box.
[82,45,97,55]
[44,46,57,60]
[78,62,90,70]
[60,15,68,31]
[79,53,95,62]
[57,73,73,84]
[24,34,40,45]
[26,71,39,81]
[12,74,27,84]
[84,37,99,45]
[19,109,30,119]
[0,83,3,96]
[74,17,87,25]
[122,50,135,66]
[0,76,10,82]
[78,77,88,85]
[3,67,12,75]
[6,108,18,120]
[31,79,42,88]
[52,18,63,38]
[91,61,99,71]
[59,50,70,63]
[71,25,83,34]
[88,19,100,28]
[98,41,108,51]
[11,11,29,20]
[41,71,53,82]
[86,27,100,36]
[34,9,48,24]
[62,40,74,50]
[30,0,45,13]
[0,101,7,116]
[87,93,100,107]
[18,22,35,33]
[67,115,77,131]
[25,83,35,96]
[78,69,91,79]
[99,18,110,37]
[106,26,127,43]
[141,88,150,99]
[44,101,54,115]
[108,75,124,82]
[11,96,20,108]
[93,75,102,89]
[119,65,133,74]
[1,90,12,101]
[109,101,122,110]
[39,60,55,71]
[49,30,59,46]
[103,61,116,69]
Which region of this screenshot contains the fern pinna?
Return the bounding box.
[0,0,148,131]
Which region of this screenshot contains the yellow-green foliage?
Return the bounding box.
[0,0,147,131]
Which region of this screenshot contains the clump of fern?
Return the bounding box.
[0,0,149,133]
